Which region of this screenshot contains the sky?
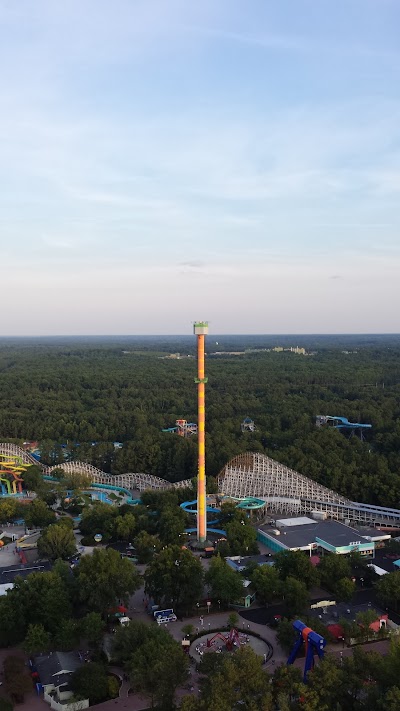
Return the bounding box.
[1,0,399,335]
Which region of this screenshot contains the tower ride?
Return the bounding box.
[194,321,208,544]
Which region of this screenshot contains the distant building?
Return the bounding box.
[241,417,255,433]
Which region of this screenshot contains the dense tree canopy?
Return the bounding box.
[37,522,76,560]
[144,545,204,613]
[1,335,400,509]
[74,547,141,613]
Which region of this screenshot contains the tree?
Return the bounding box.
[158,506,186,546]
[37,523,76,560]
[133,531,161,563]
[20,464,42,491]
[276,619,297,654]
[0,498,23,524]
[181,623,195,637]
[271,664,304,707]
[225,519,258,556]
[74,547,141,613]
[144,545,203,613]
[113,621,189,708]
[274,550,317,590]
[251,565,282,605]
[283,577,309,616]
[24,498,56,529]
[334,576,355,602]
[70,663,109,705]
[11,569,73,636]
[227,611,239,629]
[23,623,51,655]
[80,612,105,647]
[54,618,79,651]
[3,656,32,704]
[318,554,351,592]
[114,512,136,541]
[0,698,13,711]
[79,503,117,539]
[376,571,400,611]
[128,635,189,709]
[200,647,272,711]
[205,555,244,605]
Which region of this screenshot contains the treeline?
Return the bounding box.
[1,341,400,505]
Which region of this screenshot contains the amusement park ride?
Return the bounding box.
[316,415,372,441]
[287,620,326,682]
[0,453,30,495]
[206,627,243,651]
[162,419,198,437]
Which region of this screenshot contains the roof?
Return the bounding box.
[276,517,316,527]
[34,652,82,686]
[309,602,387,627]
[259,520,376,550]
[0,562,52,585]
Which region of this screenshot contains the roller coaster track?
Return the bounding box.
[218,452,400,527]
[0,444,192,493]
[3,443,400,526]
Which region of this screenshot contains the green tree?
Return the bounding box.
[24,498,56,529]
[74,547,141,613]
[54,618,79,651]
[70,663,109,705]
[20,464,42,491]
[158,506,187,546]
[225,519,258,556]
[251,565,282,605]
[11,569,73,636]
[144,545,203,613]
[275,618,296,654]
[0,499,23,524]
[334,576,355,602]
[128,635,189,709]
[205,555,244,605]
[114,512,136,541]
[133,531,161,563]
[23,623,51,655]
[0,698,13,711]
[181,623,195,637]
[283,576,309,616]
[274,550,317,589]
[376,571,400,611]
[80,612,105,647]
[201,646,272,711]
[37,523,76,560]
[318,554,351,592]
[79,502,117,539]
[227,611,239,629]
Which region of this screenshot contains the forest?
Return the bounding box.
[1,334,400,507]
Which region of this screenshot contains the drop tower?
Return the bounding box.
[193,321,208,543]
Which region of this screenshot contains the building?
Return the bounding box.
[257,517,386,557]
[32,651,88,711]
[308,602,392,644]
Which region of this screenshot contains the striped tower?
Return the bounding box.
[193,321,208,543]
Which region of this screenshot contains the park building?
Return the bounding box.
[257,516,390,558]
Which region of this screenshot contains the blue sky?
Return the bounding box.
[1,0,399,335]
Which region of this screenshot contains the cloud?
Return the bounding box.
[179,260,206,268]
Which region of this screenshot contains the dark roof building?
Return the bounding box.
[257,517,383,556]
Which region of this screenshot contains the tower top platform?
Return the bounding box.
[193,322,209,335]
